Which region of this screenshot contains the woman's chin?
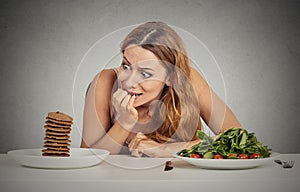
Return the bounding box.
[133,101,146,108]
[133,101,140,108]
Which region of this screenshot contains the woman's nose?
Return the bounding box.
[124,72,140,88]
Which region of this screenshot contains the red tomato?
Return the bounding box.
[238,154,248,159]
[213,154,224,159]
[228,153,238,158]
[249,153,262,159]
[190,154,202,158]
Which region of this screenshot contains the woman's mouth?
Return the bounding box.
[129,92,142,97]
[128,92,142,99]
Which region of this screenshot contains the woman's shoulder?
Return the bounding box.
[190,67,209,96]
[96,68,117,80]
[92,68,117,86]
[190,67,205,84]
[90,68,118,94]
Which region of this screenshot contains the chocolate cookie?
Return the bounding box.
[42,149,70,157]
[44,126,71,133]
[45,121,72,128]
[47,111,73,122]
[46,118,73,126]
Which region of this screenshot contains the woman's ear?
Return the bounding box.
[165,80,171,87]
[165,75,171,87]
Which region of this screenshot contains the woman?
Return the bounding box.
[81,21,241,157]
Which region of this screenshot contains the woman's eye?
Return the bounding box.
[141,71,152,78]
[122,63,131,70]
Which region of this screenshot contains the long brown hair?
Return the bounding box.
[120,21,201,143]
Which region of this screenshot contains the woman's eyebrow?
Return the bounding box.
[122,56,131,65]
[123,56,155,71]
[138,66,154,71]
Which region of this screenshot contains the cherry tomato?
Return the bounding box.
[190,154,202,158]
[238,154,248,159]
[228,153,238,158]
[249,153,262,159]
[213,154,224,159]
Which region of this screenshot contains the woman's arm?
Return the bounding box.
[80,69,133,154]
[190,68,242,134]
[128,133,200,157]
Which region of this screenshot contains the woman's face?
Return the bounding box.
[118,45,169,108]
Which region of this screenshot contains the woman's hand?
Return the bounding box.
[128,132,172,157]
[112,89,138,130]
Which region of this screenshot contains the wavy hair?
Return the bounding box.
[120,21,201,143]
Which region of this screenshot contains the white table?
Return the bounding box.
[0,153,299,192]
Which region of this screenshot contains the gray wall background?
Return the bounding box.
[0,0,299,153]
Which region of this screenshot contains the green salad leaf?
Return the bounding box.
[177,127,271,159]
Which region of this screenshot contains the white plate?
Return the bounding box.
[8,148,110,169]
[174,152,280,169]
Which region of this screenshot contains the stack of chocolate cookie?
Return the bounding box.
[42,111,73,157]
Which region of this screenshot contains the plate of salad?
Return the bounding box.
[175,127,279,169]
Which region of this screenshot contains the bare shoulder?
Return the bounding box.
[97,68,117,82]
[90,68,118,118]
[190,67,213,110]
[190,67,208,90]
[95,68,117,90]
[93,68,118,103]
